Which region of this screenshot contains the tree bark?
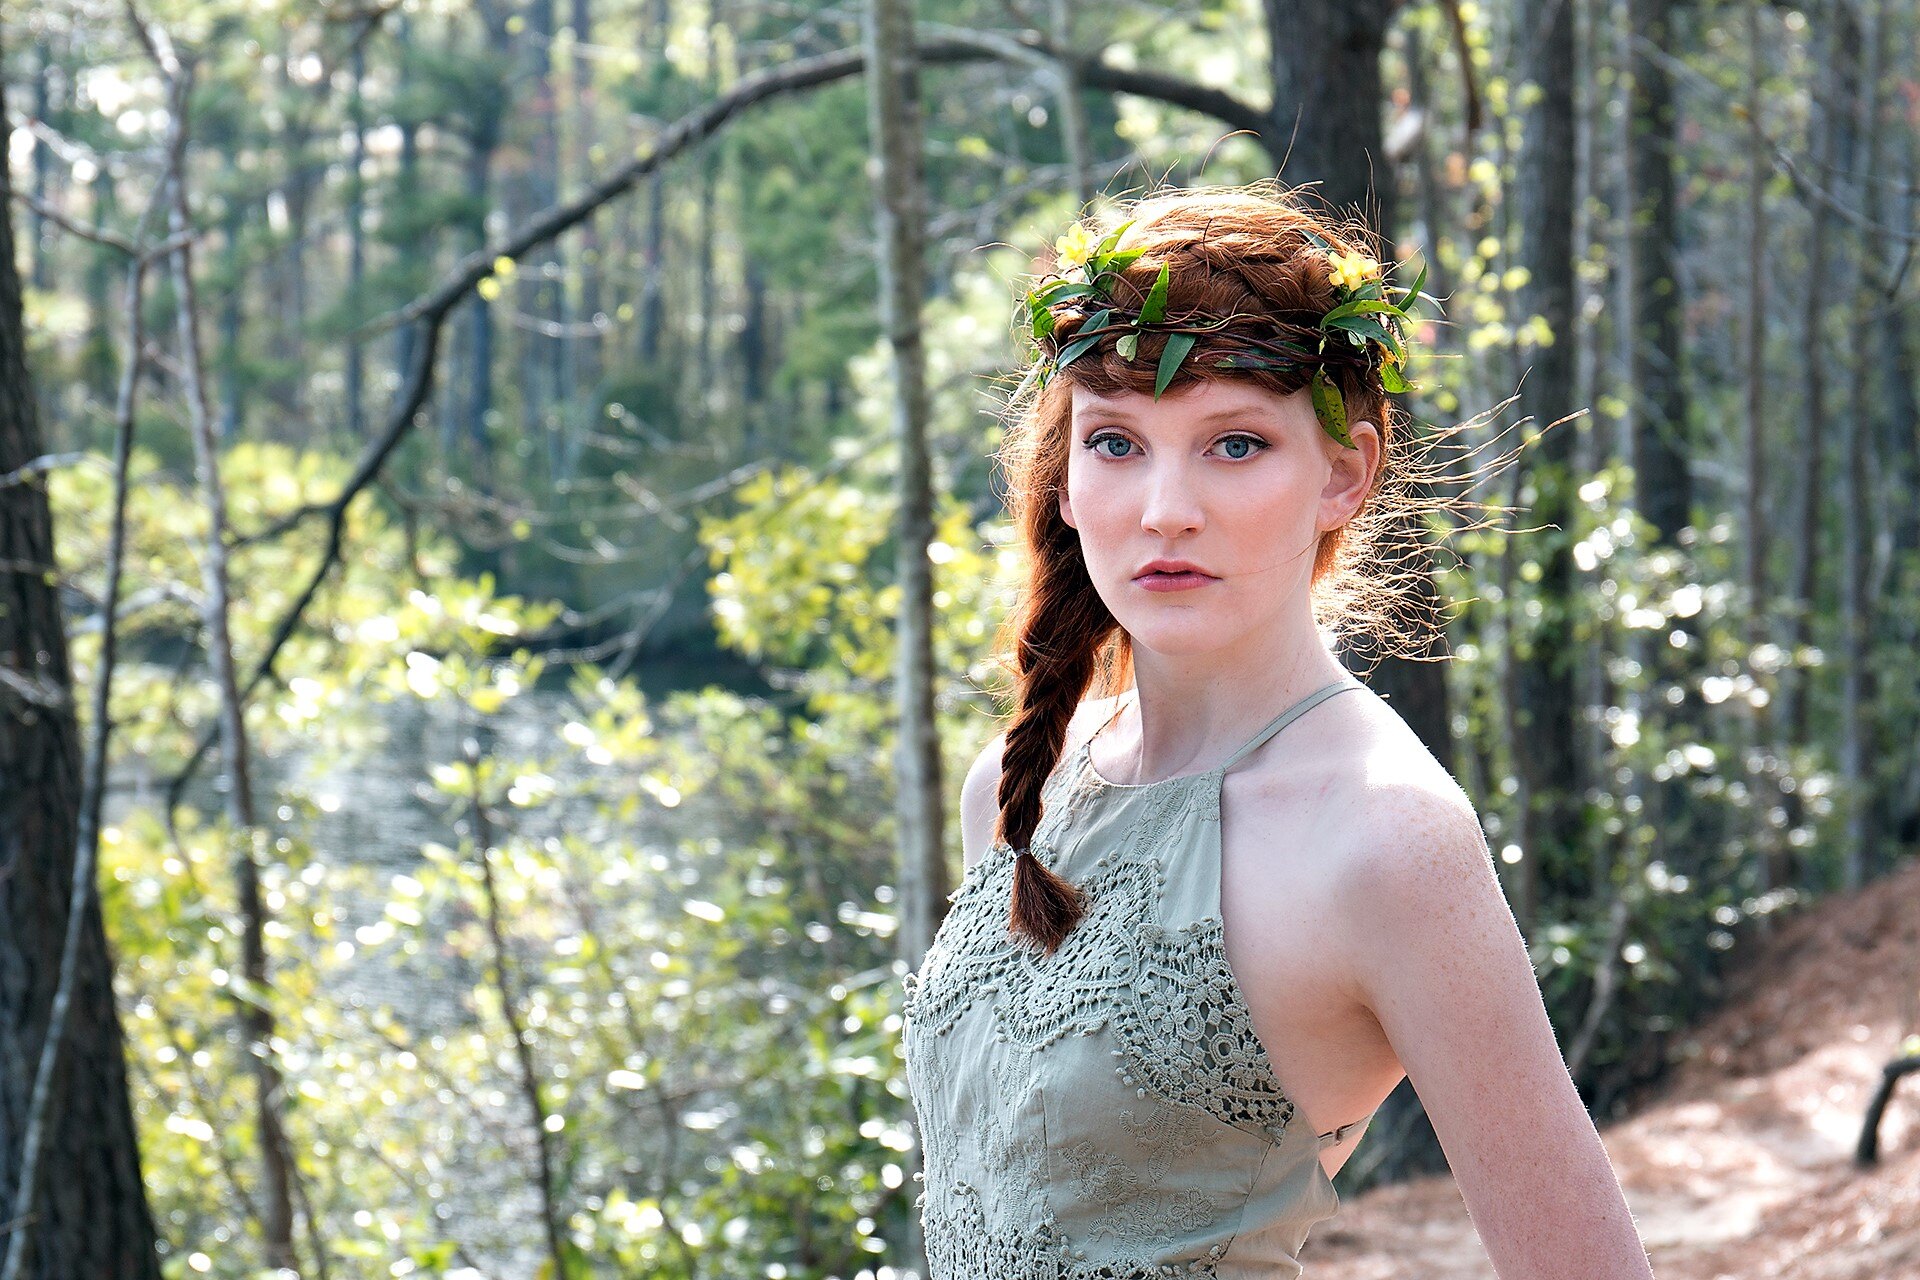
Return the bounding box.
[1049,0,1094,209]
[1265,0,1399,228]
[1778,0,1855,831]
[1838,0,1886,889]
[160,57,301,1270]
[863,0,947,1268]
[1624,0,1689,544]
[346,43,368,439]
[0,37,163,1279]
[1623,0,1697,879]
[1512,0,1583,918]
[1740,0,1779,906]
[570,0,605,453]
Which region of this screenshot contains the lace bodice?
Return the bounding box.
[900,678,1371,1279]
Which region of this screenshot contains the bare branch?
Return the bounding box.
[0,452,100,489]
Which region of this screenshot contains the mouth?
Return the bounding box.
[1132,565,1218,588]
[1133,561,1216,581]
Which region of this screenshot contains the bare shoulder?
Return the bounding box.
[957,729,1008,873]
[1307,684,1489,876]
[958,694,1124,873]
[1230,681,1496,940]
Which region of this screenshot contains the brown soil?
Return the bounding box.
[1302,856,1920,1279]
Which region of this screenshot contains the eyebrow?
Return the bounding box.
[1073,406,1269,428]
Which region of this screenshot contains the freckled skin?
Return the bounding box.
[962,376,1656,1276]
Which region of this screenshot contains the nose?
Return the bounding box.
[1139,461,1204,538]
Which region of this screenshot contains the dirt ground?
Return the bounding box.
[1301,856,1920,1279]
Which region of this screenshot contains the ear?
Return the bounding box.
[1058,486,1077,529]
[1318,419,1381,532]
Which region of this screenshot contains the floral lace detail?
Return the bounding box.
[992,1037,1042,1111]
[906,777,1299,1143]
[925,1180,1234,1279]
[1112,917,1298,1141]
[1057,1101,1220,1245]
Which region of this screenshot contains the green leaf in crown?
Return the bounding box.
[1021,218,1439,446]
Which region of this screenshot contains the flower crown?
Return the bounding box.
[1021,218,1432,447]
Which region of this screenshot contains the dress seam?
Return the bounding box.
[1215,1139,1273,1268]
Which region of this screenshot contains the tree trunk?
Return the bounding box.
[696,146,718,397]
[1778,0,1856,836]
[1838,0,1887,889]
[1512,0,1583,916]
[513,0,563,465]
[168,118,301,1272]
[1624,0,1689,545]
[272,35,316,427]
[741,258,768,456]
[392,15,426,389]
[1740,1,1779,907]
[29,40,53,293]
[1264,0,1399,228]
[1049,0,1094,208]
[570,0,605,447]
[217,205,245,442]
[1623,0,1697,879]
[345,43,368,439]
[863,0,947,1268]
[82,171,119,405]
[1876,75,1920,852]
[1264,0,1451,770]
[0,42,163,1277]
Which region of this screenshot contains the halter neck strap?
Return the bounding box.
[1087,677,1363,777]
[1218,677,1364,771]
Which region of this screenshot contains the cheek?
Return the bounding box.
[1065,463,1129,532]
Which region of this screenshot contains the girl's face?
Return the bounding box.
[1059,378,1378,660]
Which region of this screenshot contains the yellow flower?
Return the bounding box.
[1328,249,1381,292]
[1054,223,1099,270]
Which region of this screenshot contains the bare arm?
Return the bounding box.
[1334,781,1656,1279]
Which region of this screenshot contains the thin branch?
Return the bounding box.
[1772,142,1920,247]
[0,451,106,489]
[9,190,138,255]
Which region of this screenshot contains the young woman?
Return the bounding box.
[900,183,1656,1278]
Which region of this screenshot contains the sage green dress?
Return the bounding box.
[901,677,1373,1279]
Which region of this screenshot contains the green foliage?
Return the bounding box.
[60,437,951,1276]
[698,461,1015,734]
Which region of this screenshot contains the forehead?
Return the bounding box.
[1070,379,1302,428]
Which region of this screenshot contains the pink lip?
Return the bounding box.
[1133,560,1217,592]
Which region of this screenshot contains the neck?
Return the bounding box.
[1103,602,1350,784]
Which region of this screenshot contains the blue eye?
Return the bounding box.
[1081,430,1269,460]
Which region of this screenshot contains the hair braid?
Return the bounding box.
[995,506,1120,954]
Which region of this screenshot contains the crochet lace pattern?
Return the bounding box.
[901,734,1341,1278]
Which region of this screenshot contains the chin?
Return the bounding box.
[1111,613,1240,657]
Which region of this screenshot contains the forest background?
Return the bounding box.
[1,0,1917,1277]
